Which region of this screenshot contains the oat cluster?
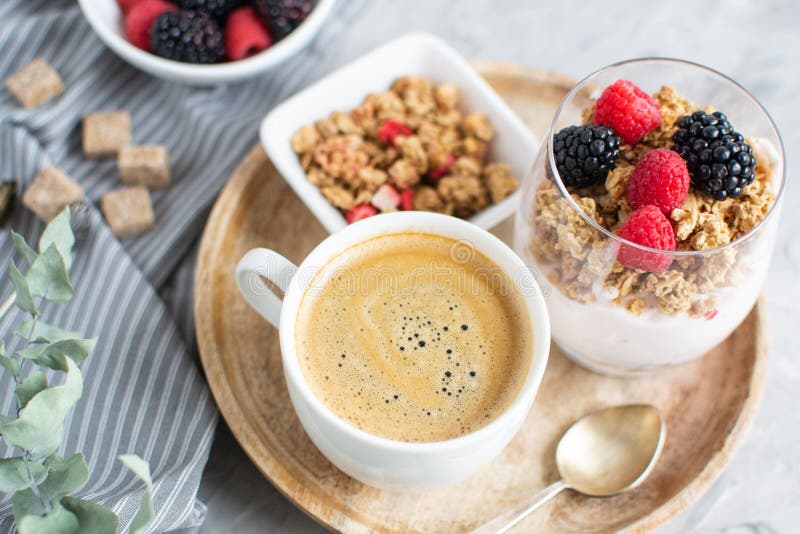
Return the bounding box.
[290,76,518,218]
[532,86,776,316]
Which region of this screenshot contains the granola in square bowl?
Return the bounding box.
[513,59,784,374]
[290,76,520,224]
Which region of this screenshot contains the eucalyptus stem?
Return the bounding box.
[26,312,38,341]
[22,452,48,516]
[14,356,23,414]
[16,303,47,515]
[14,306,39,417]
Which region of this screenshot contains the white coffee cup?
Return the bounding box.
[236,212,550,490]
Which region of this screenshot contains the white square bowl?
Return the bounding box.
[260,33,539,234]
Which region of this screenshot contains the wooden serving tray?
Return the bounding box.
[194,64,767,533]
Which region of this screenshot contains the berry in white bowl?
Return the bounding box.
[78,0,336,85]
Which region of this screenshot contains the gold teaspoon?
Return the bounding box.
[472,404,665,534]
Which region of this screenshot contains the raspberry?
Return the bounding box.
[628,149,690,215]
[118,0,148,14]
[400,189,414,210]
[427,153,456,180]
[225,6,272,60]
[616,205,676,271]
[594,80,661,145]
[125,0,177,51]
[377,119,413,146]
[370,184,401,212]
[345,204,377,224]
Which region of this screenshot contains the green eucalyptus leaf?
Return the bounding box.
[10,260,37,316]
[61,497,118,534]
[128,491,153,534]
[0,457,47,493]
[1,341,21,377]
[119,455,154,534]
[13,487,46,519]
[16,372,48,409]
[118,455,152,489]
[15,345,44,359]
[2,357,82,455]
[12,231,39,266]
[1,356,21,377]
[0,414,14,429]
[39,208,74,272]
[18,338,96,371]
[17,502,80,534]
[26,244,74,303]
[15,320,81,343]
[38,453,89,502]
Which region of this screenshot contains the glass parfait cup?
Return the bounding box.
[513,58,785,375]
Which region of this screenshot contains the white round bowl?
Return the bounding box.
[78,0,337,85]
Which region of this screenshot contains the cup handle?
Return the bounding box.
[235,248,298,328]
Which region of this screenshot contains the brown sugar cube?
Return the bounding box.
[83,111,131,158]
[100,186,155,239]
[118,145,171,188]
[5,59,64,109]
[22,166,84,222]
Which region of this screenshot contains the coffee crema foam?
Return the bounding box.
[295,232,532,442]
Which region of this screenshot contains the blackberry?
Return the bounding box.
[151,10,225,64]
[552,125,621,188]
[175,0,241,20]
[253,0,313,41]
[673,110,755,201]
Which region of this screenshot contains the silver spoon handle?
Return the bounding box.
[470,480,568,534]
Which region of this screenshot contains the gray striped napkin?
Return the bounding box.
[0,0,363,531]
